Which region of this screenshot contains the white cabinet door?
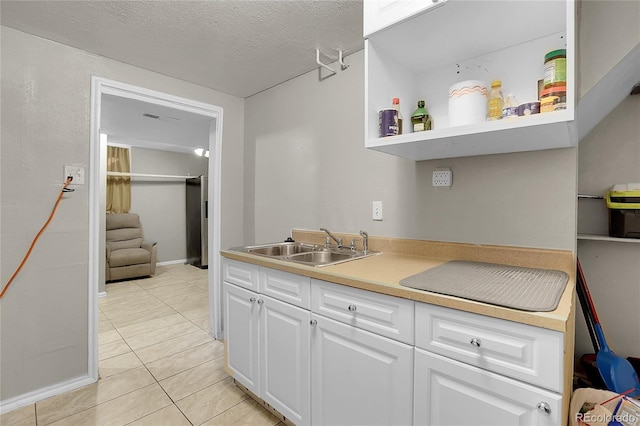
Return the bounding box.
[260,295,311,426]
[311,314,413,426]
[414,348,562,426]
[223,281,260,395]
[363,0,447,37]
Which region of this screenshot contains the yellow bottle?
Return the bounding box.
[487,80,504,121]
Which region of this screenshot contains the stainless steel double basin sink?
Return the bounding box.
[232,241,377,267]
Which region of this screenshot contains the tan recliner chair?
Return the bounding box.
[106,213,157,282]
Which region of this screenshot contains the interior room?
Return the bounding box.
[1,1,639,425]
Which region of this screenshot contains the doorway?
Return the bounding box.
[89,77,223,381]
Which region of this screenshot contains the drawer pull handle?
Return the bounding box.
[348,305,357,312]
[470,338,481,347]
[257,299,264,305]
[249,297,256,303]
[310,319,317,326]
[536,402,551,415]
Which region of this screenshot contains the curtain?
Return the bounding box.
[106,146,131,213]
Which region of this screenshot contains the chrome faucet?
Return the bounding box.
[360,230,369,254]
[320,228,342,248]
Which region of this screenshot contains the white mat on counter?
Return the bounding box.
[400,260,569,312]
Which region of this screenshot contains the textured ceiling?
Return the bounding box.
[101,94,213,153]
[1,0,364,98]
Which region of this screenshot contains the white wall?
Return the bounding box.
[245,50,578,250]
[578,0,640,96]
[129,147,208,263]
[0,26,245,402]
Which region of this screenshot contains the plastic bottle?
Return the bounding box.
[393,98,403,134]
[487,80,504,121]
[411,100,432,132]
[502,94,519,119]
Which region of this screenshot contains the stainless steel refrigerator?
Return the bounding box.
[186,176,208,268]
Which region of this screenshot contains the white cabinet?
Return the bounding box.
[223,258,568,425]
[223,260,311,425]
[414,349,562,426]
[364,0,576,160]
[310,314,414,426]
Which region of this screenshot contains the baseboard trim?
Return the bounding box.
[157,259,187,266]
[0,374,96,415]
[98,291,107,299]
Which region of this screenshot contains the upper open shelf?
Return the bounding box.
[364,0,577,161]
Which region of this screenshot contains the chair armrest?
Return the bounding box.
[141,240,157,252]
[143,240,158,275]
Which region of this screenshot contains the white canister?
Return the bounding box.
[448,80,489,127]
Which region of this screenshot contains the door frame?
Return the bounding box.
[89,77,224,380]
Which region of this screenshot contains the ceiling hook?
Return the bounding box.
[338,50,349,70]
[316,49,336,77]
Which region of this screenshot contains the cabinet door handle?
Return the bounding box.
[257,299,264,305]
[249,297,256,303]
[469,338,481,347]
[348,304,357,312]
[536,402,551,415]
[310,319,317,326]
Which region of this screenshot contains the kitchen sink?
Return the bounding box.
[286,250,355,266]
[232,241,378,267]
[245,242,316,257]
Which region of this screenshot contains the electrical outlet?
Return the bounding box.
[64,165,85,184]
[432,168,452,188]
[372,201,383,221]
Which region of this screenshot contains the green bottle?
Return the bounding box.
[411,100,432,132]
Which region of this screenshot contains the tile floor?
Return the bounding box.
[1,264,282,426]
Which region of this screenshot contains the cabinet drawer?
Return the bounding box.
[311,279,414,344]
[415,303,564,392]
[259,267,311,309]
[222,258,259,291]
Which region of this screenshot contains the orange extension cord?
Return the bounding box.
[0,177,73,299]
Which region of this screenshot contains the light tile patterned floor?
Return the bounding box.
[1,264,282,426]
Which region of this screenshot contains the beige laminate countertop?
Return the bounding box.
[221,231,576,333]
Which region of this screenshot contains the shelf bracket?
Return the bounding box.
[578,194,604,200]
[339,50,349,70]
[316,49,337,78]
